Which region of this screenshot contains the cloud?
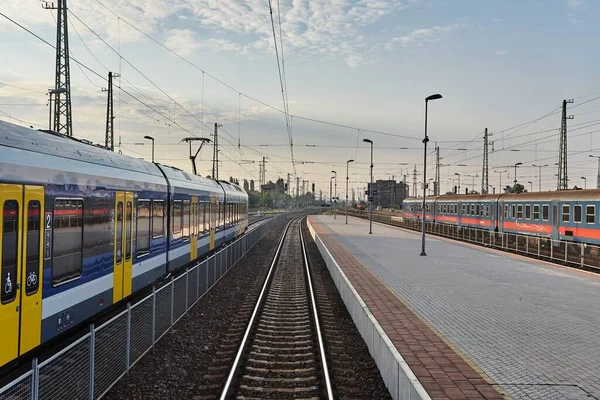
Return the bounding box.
[164,29,199,56]
[494,50,508,56]
[564,0,586,9]
[385,23,465,51]
[2,0,424,67]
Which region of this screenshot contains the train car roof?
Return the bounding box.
[0,121,163,177]
[436,194,501,202]
[158,164,224,192]
[218,180,248,200]
[501,189,600,202]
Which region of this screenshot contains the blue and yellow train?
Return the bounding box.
[403,190,600,244]
[0,121,248,368]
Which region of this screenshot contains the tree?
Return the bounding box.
[260,191,274,208]
[504,183,525,193]
[243,179,249,192]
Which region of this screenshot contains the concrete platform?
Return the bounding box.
[309,215,600,400]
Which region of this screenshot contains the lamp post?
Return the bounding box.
[346,159,354,224]
[589,155,600,189]
[532,164,548,192]
[144,135,155,162]
[329,176,335,215]
[527,181,533,192]
[454,173,461,195]
[581,176,587,189]
[494,170,507,192]
[421,93,442,256]
[331,170,337,219]
[363,138,374,234]
[513,162,522,185]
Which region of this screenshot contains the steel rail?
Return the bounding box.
[299,217,335,399]
[218,217,297,400]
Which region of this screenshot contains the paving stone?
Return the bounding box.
[311,215,600,400]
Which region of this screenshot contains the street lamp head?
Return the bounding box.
[144,135,154,140]
[581,176,586,180]
[347,159,354,163]
[331,170,336,174]
[515,162,523,166]
[363,138,373,144]
[454,172,460,176]
[426,94,443,102]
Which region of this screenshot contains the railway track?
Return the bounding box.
[216,217,332,400]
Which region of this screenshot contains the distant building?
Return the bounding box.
[261,183,276,192]
[367,179,409,208]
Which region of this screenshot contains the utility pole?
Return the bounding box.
[412,165,418,197]
[44,0,73,136]
[296,177,300,198]
[482,128,491,194]
[434,143,440,195]
[102,72,119,151]
[287,173,291,196]
[557,99,574,190]
[212,123,222,180]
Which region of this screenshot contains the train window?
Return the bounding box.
[52,199,83,285]
[2,200,19,303]
[462,204,466,214]
[173,200,182,236]
[202,202,208,232]
[542,205,549,221]
[182,200,191,240]
[504,205,508,218]
[586,205,595,224]
[25,200,41,295]
[136,200,151,256]
[517,204,523,219]
[533,205,540,220]
[470,204,475,215]
[125,201,132,261]
[525,205,531,219]
[574,205,582,223]
[486,205,490,217]
[152,200,164,238]
[512,205,516,219]
[83,197,112,263]
[116,202,123,264]
[562,205,570,222]
[476,204,480,216]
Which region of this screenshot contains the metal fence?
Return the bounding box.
[348,211,600,271]
[0,217,276,400]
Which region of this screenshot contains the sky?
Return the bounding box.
[1,0,599,199]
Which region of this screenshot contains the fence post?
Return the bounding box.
[126,302,131,373]
[565,243,568,263]
[151,286,156,346]
[185,268,189,311]
[551,240,554,260]
[581,243,584,267]
[31,358,38,400]
[196,263,200,302]
[526,235,529,254]
[89,324,95,400]
[170,276,175,326]
[538,238,541,257]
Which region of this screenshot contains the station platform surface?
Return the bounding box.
[309,215,600,400]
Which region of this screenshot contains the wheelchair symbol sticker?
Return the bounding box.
[4,272,13,294]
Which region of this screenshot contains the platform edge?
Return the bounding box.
[307,217,431,400]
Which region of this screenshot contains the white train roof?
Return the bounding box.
[0,121,162,176]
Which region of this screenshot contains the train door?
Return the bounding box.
[552,201,560,240]
[497,201,504,232]
[209,197,215,251]
[0,184,44,366]
[113,191,134,303]
[190,196,198,261]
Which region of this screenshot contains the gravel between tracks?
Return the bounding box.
[302,220,392,400]
[104,216,292,400]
